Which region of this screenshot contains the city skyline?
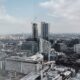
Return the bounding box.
[0,0,80,34]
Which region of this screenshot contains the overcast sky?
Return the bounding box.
[0,0,80,34]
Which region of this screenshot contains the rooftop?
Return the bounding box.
[5,53,43,63]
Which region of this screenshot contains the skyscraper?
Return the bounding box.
[32,23,38,40]
[41,22,49,40]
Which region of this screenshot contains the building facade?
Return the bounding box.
[21,41,39,56]
[41,22,49,40]
[39,38,51,60]
[5,54,43,74]
[74,44,80,53]
[32,23,38,41]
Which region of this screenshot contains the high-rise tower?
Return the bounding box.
[41,22,49,40]
[32,23,38,40]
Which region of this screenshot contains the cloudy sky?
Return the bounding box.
[0,0,80,34]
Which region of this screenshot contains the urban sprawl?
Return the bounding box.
[0,22,80,80]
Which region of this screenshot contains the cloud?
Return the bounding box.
[0,1,24,24]
[0,0,32,34]
[40,0,80,20]
[39,0,80,33]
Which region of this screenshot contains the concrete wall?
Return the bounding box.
[5,60,38,74]
[0,61,2,69]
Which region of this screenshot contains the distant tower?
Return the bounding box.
[32,23,38,40]
[41,22,49,40]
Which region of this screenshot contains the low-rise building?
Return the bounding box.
[74,44,80,53]
[5,53,43,74]
[49,49,58,61]
[0,52,7,70]
[47,71,62,80]
[59,43,67,52]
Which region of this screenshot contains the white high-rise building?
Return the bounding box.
[39,38,51,54]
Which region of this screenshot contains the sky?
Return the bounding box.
[0,0,80,34]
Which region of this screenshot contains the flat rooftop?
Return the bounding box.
[5,53,43,63]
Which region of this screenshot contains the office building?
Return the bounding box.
[21,41,39,56]
[39,38,51,54]
[39,38,51,60]
[32,23,38,41]
[50,49,58,61]
[41,22,49,40]
[74,44,80,54]
[59,43,67,52]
